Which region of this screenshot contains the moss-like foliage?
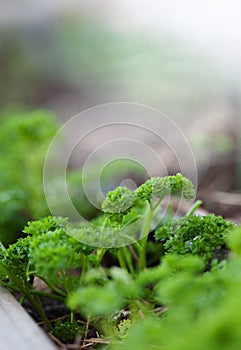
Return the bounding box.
[155,214,233,264]
[136,173,195,202]
[102,187,137,214]
[51,321,84,343]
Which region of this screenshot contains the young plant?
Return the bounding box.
[101,173,195,270]
[0,172,236,347]
[0,216,95,329]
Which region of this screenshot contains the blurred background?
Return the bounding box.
[0,0,241,244]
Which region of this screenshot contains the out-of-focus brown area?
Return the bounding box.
[0,1,240,221]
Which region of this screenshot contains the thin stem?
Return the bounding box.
[186,200,202,216]
[1,279,65,302]
[128,245,140,265]
[70,311,75,323]
[0,261,25,292]
[32,294,52,330]
[41,277,67,297]
[122,246,135,275]
[79,253,87,284]
[139,236,148,271]
[65,268,74,294]
[0,280,20,292]
[83,317,90,346]
[30,289,65,302]
[120,234,142,255]
[95,248,107,268]
[117,249,128,270]
[59,270,70,295]
[0,242,6,251]
[19,295,26,305]
[94,218,109,268]
[0,261,52,329]
[153,197,163,211]
[139,203,153,270]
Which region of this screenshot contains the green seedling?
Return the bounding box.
[0,173,237,349]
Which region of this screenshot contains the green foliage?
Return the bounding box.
[112,316,164,350]
[136,173,195,202]
[69,283,125,317]
[23,216,68,236]
[66,158,146,221]
[114,319,132,339]
[0,215,96,328]
[68,174,195,250]
[1,172,238,349]
[113,255,241,350]
[0,236,32,283]
[68,257,203,321]
[226,225,241,255]
[102,187,137,214]
[100,174,195,268]
[25,217,95,292]
[68,266,140,317]
[0,111,58,245]
[155,214,233,264]
[51,320,84,343]
[102,173,195,217]
[30,230,80,283]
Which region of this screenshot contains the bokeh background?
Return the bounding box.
[1,0,241,244]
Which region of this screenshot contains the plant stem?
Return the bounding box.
[19,295,26,304]
[30,289,65,302]
[139,204,154,270]
[32,294,53,330]
[117,249,128,270]
[95,248,107,268]
[186,200,202,216]
[70,311,75,322]
[128,245,140,264]
[0,261,52,329]
[41,277,67,297]
[153,198,163,211]
[122,246,135,275]
[79,253,87,284]
[0,280,20,292]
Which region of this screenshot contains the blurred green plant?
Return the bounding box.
[51,320,84,343]
[0,111,146,245]
[113,252,241,350]
[0,110,58,245]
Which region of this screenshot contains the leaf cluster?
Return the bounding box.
[102,173,195,215]
[1,173,239,348]
[136,173,195,202]
[113,253,241,350]
[51,320,84,343]
[155,214,234,264]
[0,236,32,283]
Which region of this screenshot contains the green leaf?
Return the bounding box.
[135,173,195,202]
[68,283,124,316]
[155,214,233,263]
[102,187,137,214]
